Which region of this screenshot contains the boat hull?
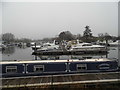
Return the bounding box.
[1,59,118,78]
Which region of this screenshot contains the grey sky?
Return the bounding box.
[2,2,118,39]
[118,1,120,66]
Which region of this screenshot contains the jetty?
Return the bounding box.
[32,49,108,55]
[1,72,120,90]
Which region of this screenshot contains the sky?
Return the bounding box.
[1,0,119,39]
[118,2,120,36]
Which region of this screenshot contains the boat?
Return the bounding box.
[1,58,118,77]
[31,45,41,50]
[69,42,106,51]
[32,41,108,55]
[31,40,59,51]
[109,40,120,47]
[0,46,2,50]
[37,41,59,51]
[0,44,6,51]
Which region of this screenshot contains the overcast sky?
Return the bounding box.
[1,1,118,39]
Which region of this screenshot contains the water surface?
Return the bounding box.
[1,46,119,66]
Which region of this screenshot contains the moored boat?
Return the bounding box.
[0,44,7,51]
[37,42,59,51]
[69,42,106,51]
[1,58,118,77]
[109,40,120,46]
[31,45,41,50]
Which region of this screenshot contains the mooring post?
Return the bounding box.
[51,75,53,85]
[105,39,108,58]
[34,42,37,60]
[51,75,54,90]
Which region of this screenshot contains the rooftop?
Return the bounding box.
[0,58,115,64]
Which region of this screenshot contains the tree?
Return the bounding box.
[98,33,104,37]
[2,33,15,43]
[82,26,93,42]
[58,31,75,41]
[98,33,112,41]
[21,38,31,43]
[83,26,92,37]
[104,33,112,46]
[104,33,112,40]
[98,33,104,42]
[117,36,120,40]
[75,34,82,40]
[98,33,112,46]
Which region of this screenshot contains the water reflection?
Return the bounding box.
[1,46,34,60]
[2,46,27,55]
[2,46,15,55]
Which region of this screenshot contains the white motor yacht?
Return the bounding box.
[37,41,59,51]
[69,42,106,51]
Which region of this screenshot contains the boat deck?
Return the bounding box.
[0,58,114,64]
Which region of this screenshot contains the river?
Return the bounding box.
[0,46,120,66]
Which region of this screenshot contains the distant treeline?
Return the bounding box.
[1,26,120,44]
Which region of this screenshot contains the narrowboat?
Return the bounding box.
[1,58,118,77]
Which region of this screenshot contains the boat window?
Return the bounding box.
[34,65,44,72]
[82,44,92,46]
[98,64,110,70]
[6,66,17,73]
[77,64,87,70]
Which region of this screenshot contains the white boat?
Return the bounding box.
[37,41,60,51]
[0,44,7,50]
[31,45,41,50]
[0,46,2,50]
[69,42,106,51]
[109,40,120,46]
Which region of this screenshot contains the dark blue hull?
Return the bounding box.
[1,59,119,78]
[2,69,119,78]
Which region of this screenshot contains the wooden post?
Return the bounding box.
[34,43,37,60]
[51,75,54,89]
[105,39,108,58]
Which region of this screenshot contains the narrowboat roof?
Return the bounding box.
[0,58,116,64]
